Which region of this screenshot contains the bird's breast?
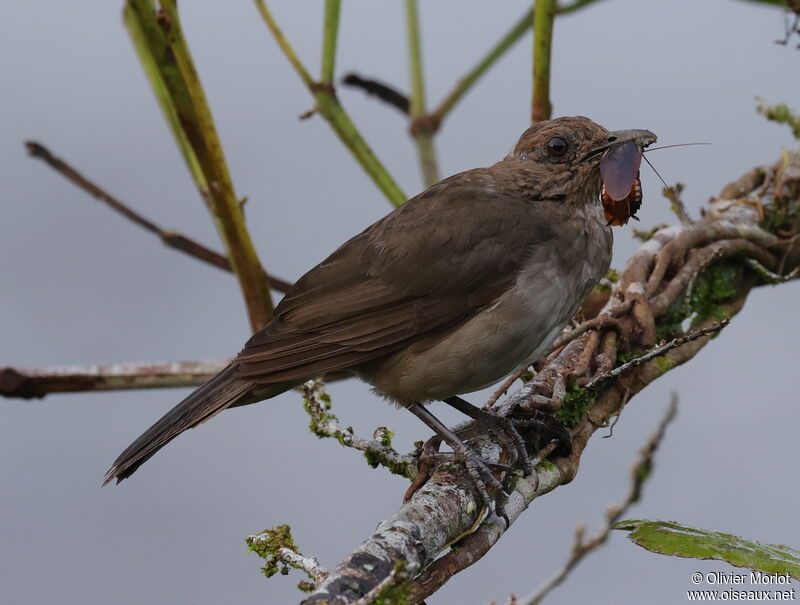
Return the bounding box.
[363,219,612,405]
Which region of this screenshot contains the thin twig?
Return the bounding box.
[405,0,440,186]
[252,0,314,87]
[746,258,800,284]
[301,380,417,479]
[586,320,730,390]
[253,0,407,207]
[0,360,229,399]
[512,393,678,605]
[246,525,329,587]
[556,0,609,15]
[487,367,529,408]
[551,309,628,351]
[433,6,534,120]
[24,141,292,293]
[660,181,694,226]
[341,73,410,114]
[277,547,329,584]
[532,0,556,122]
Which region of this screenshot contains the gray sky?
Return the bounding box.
[1,1,799,603]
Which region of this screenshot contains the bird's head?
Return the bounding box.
[502,116,656,215]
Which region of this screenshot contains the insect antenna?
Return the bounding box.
[641,154,695,227]
[644,142,710,153]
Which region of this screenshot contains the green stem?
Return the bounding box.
[532,0,556,122]
[557,0,608,14]
[315,93,407,206]
[125,0,273,331]
[253,0,406,207]
[405,0,440,187]
[434,6,534,119]
[320,0,341,85]
[414,135,439,187]
[253,0,313,87]
[405,0,426,118]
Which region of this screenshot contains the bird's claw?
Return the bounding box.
[414,435,511,524]
[513,411,573,457]
[409,400,571,526]
[469,410,534,476]
[456,443,508,523]
[457,410,572,526]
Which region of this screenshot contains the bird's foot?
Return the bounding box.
[454,410,572,524]
[407,402,518,524]
[446,395,573,463]
[408,432,511,524]
[458,408,534,475]
[451,439,511,525]
[445,397,572,515]
[408,400,571,526]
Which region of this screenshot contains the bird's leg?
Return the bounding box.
[406,402,509,522]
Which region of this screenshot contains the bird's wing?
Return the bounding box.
[238,176,557,382]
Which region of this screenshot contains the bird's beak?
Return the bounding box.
[580,129,657,162]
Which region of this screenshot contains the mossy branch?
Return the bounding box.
[247,524,329,589]
[124,0,273,331]
[756,97,800,139]
[302,151,800,604]
[301,380,418,479]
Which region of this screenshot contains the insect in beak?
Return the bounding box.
[601,151,643,226]
[585,132,705,227]
[589,130,656,226]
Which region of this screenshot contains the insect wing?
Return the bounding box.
[600,141,643,201]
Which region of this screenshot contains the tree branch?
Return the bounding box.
[297,150,800,604]
[247,524,330,586]
[585,320,729,390]
[0,360,229,399]
[24,141,293,294]
[301,379,418,479]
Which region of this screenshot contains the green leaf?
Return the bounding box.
[614,520,800,580]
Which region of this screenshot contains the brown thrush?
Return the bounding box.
[105,116,656,517]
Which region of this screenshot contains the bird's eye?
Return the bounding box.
[545,136,568,158]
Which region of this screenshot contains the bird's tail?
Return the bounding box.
[103,364,287,485]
